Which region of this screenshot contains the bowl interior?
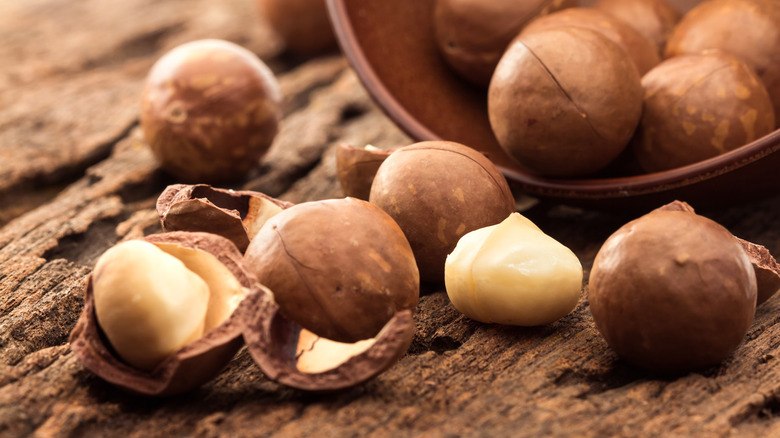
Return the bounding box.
[327,0,780,208]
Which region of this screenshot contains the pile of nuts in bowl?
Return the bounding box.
[68,0,780,398]
[434,0,780,177]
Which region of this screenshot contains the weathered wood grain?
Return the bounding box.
[2,1,780,437]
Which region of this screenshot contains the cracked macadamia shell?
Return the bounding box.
[488,27,643,177]
[445,213,582,326]
[140,39,281,182]
[521,7,661,76]
[433,0,576,87]
[244,197,420,344]
[368,141,516,283]
[589,210,757,373]
[240,291,415,391]
[633,51,775,173]
[665,0,780,126]
[592,0,681,56]
[335,144,394,200]
[157,184,293,253]
[69,232,260,396]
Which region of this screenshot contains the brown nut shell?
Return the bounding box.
[157,184,293,253]
[244,197,420,343]
[633,51,775,173]
[655,200,780,306]
[665,0,780,126]
[258,0,337,56]
[241,291,414,391]
[592,0,681,56]
[488,27,643,177]
[140,39,281,183]
[521,7,661,75]
[69,232,265,396]
[589,210,757,373]
[335,144,395,200]
[368,141,515,283]
[433,0,576,87]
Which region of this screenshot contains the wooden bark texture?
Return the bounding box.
[2,1,780,437]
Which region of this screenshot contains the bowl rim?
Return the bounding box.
[326,0,780,200]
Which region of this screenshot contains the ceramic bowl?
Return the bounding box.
[326,0,780,209]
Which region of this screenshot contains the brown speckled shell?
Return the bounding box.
[665,0,780,126]
[592,0,681,56]
[140,39,281,183]
[156,184,293,253]
[335,144,395,200]
[488,27,643,177]
[521,7,660,75]
[368,141,515,283]
[69,232,266,396]
[589,210,757,373]
[433,0,577,87]
[244,197,420,343]
[633,51,775,173]
[240,291,415,391]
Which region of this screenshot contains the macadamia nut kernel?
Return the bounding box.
[445,213,582,326]
[92,240,210,370]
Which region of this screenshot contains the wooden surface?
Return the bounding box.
[2,1,780,436]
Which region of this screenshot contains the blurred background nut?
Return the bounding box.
[521,7,661,76]
[433,0,576,87]
[70,232,258,396]
[257,0,337,56]
[244,197,419,343]
[445,213,582,326]
[589,208,757,373]
[665,0,780,125]
[592,0,681,56]
[140,39,281,183]
[368,141,515,283]
[488,27,643,177]
[633,51,775,173]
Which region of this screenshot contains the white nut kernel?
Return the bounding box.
[92,240,209,370]
[444,213,583,326]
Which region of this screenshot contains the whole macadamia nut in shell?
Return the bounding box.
[141,39,281,183]
[589,210,757,373]
[433,0,576,87]
[521,7,661,76]
[488,27,643,177]
[633,51,775,173]
[244,197,420,343]
[665,0,780,125]
[257,0,337,55]
[592,0,681,56]
[369,141,516,283]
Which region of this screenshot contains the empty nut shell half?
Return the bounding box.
[335,144,395,200]
[240,291,415,391]
[69,231,266,396]
[157,184,293,253]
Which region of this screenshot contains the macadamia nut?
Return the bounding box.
[445,213,582,326]
[589,209,757,373]
[92,240,209,370]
